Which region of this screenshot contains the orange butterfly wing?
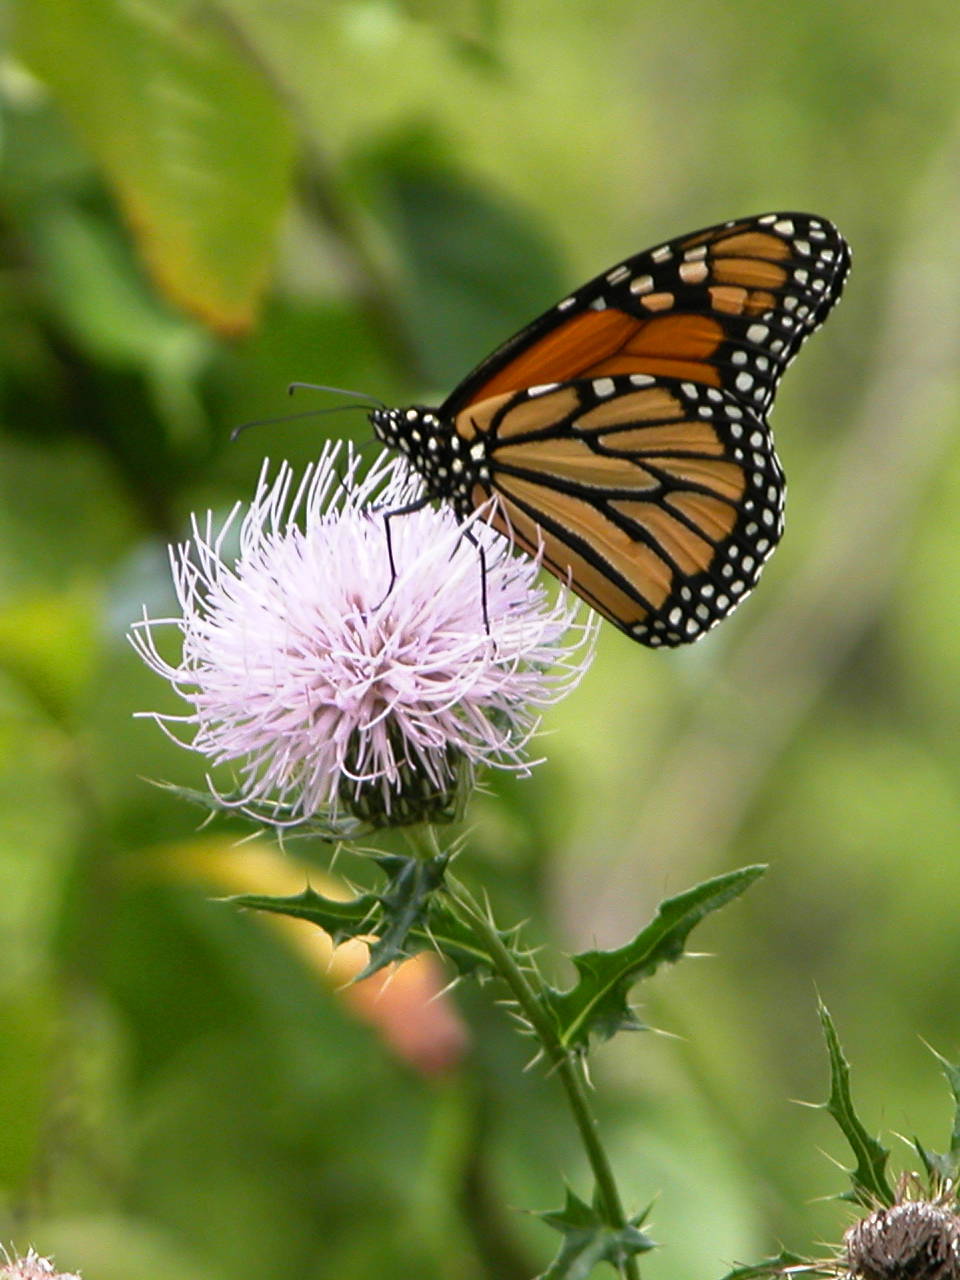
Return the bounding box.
[456,377,781,645]
[442,213,850,422]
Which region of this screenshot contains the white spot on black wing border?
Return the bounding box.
[585,210,852,420]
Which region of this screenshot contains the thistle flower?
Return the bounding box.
[130,443,595,829]
[0,1248,81,1280]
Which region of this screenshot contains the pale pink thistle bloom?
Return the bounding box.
[0,1248,81,1280]
[130,443,596,828]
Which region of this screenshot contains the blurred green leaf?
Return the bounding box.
[397,0,499,40]
[30,204,204,369]
[397,0,503,65]
[29,202,214,441]
[545,866,766,1053]
[0,583,99,724]
[535,1187,655,1280]
[0,988,57,1194]
[24,1214,223,1280]
[16,0,295,333]
[818,1000,893,1207]
[353,124,564,388]
[0,438,141,594]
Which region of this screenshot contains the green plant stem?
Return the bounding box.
[435,860,640,1280]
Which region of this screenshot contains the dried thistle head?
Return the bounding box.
[842,1181,960,1280]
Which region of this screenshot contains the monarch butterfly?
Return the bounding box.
[370,212,850,647]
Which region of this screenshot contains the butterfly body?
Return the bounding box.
[370,212,850,647]
[371,403,489,519]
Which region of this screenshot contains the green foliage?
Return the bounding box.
[818,1001,893,1207]
[16,0,295,332]
[535,1188,655,1280]
[0,583,99,724]
[356,124,565,387]
[546,866,766,1053]
[396,0,502,51]
[27,204,215,441]
[0,989,58,1193]
[151,779,374,842]
[365,853,450,977]
[234,860,766,1029]
[230,882,382,947]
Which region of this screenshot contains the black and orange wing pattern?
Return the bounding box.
[453,376,781,645]
[443,212,850,420]
[370,212,850,647]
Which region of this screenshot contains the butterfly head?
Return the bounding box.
[369,404,488,516]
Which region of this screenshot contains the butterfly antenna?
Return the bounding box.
[287,382,386,409]
[229,402,374,443]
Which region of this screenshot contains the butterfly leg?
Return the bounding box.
[370,494,433,611]
[458,522,491,636]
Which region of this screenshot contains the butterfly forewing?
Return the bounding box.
[459,376,784,646]
[442,212,850,422]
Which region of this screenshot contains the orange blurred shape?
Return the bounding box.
[347,951,468,1077]
[142,839,469,1077]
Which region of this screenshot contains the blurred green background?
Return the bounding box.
[3,2,960,1277]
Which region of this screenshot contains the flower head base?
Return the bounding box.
[131,443,595,831]
[338,724,473,827]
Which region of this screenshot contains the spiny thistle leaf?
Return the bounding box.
[152,780,232,813]
[421,899,503,976]
[913,1046,960,1183]
[914,1138,946,1185]
[149,779,369,841]
[818,1000,893,1206]
[229,884,381,948]
[358,853,449,977]
[535,1187,655,1280]
[717,1251,805,1280]
[932,1046,960,1163]
[229,854,504,979]
[545,865,766,1052]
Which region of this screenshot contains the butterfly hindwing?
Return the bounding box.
[458,375,784,646]
[442,212,850,422]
